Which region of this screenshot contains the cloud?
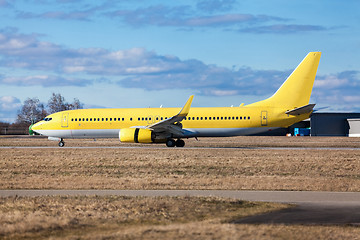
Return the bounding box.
[0,96,21,111]
[0,28,178,74]
[312,71,360,111]
[120,67,289,96]
[0,0,10,8]
[0,96,22,122]
[17,10,94,21]
[196,0,236,13]
[107,5,287,28]
[1,28,360,112]
[10,2,331,34]
[15,1,110,21]
[314,71,360,90]
[239,24,328,34]
[0,75,93,87]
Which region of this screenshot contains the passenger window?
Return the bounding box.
[102,118,104,121]
[225,117,227,120]
[122,118,124,121]
[86,118,88,121]
[130,118,132,121]
[205,117,207,120]
[240,117,242,120]
[110,118,112,121]
[71,118,73,121]
[248,116,250,120]
[236,117,238,120]
[221,117,223,120]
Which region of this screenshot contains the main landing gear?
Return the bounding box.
[166,138,185,148]
[58,138,65,147]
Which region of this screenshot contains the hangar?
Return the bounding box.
[310,113,360,137]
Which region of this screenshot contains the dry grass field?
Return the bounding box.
[1,195,360,240]
[0,195,287,239]
[1,136,360,239]
[0,136,359,191]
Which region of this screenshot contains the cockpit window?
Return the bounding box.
[43,117,53,121]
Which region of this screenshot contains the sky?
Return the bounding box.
[0,0,359,122]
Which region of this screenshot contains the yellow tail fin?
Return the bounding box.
[250,52,321,108]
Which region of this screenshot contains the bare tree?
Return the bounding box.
[16,98,47,124]
[47,93,68,114]
[47,93,83,113]
[67,98,83,110]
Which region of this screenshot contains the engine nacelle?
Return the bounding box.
[119,128,154,143]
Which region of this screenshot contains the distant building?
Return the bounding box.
[310,113,360,137]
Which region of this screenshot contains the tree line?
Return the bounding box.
[0,93,83,134]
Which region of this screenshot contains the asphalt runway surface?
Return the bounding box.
[1,146,360,151]
[1,190,360,226]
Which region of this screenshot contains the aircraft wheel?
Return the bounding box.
[166,139,176,147]
[175,139,185,147]
[58,141,65,147]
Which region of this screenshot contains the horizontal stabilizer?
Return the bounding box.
[285,104,316,115]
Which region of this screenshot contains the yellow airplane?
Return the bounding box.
[31,52,321,147]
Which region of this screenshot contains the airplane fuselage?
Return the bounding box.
[33,105,309,139]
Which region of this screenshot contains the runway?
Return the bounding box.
[1,146,360,150]
[1,190,360,225]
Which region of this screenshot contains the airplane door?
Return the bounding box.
[61,113,69,128]
[261,111,268,126]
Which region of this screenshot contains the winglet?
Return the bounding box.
[178,95,194,117]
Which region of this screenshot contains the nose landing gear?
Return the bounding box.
[58,139,65,147]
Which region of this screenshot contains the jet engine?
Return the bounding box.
[119,128,154,143]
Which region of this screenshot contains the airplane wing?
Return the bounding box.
[146,95,194,137]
